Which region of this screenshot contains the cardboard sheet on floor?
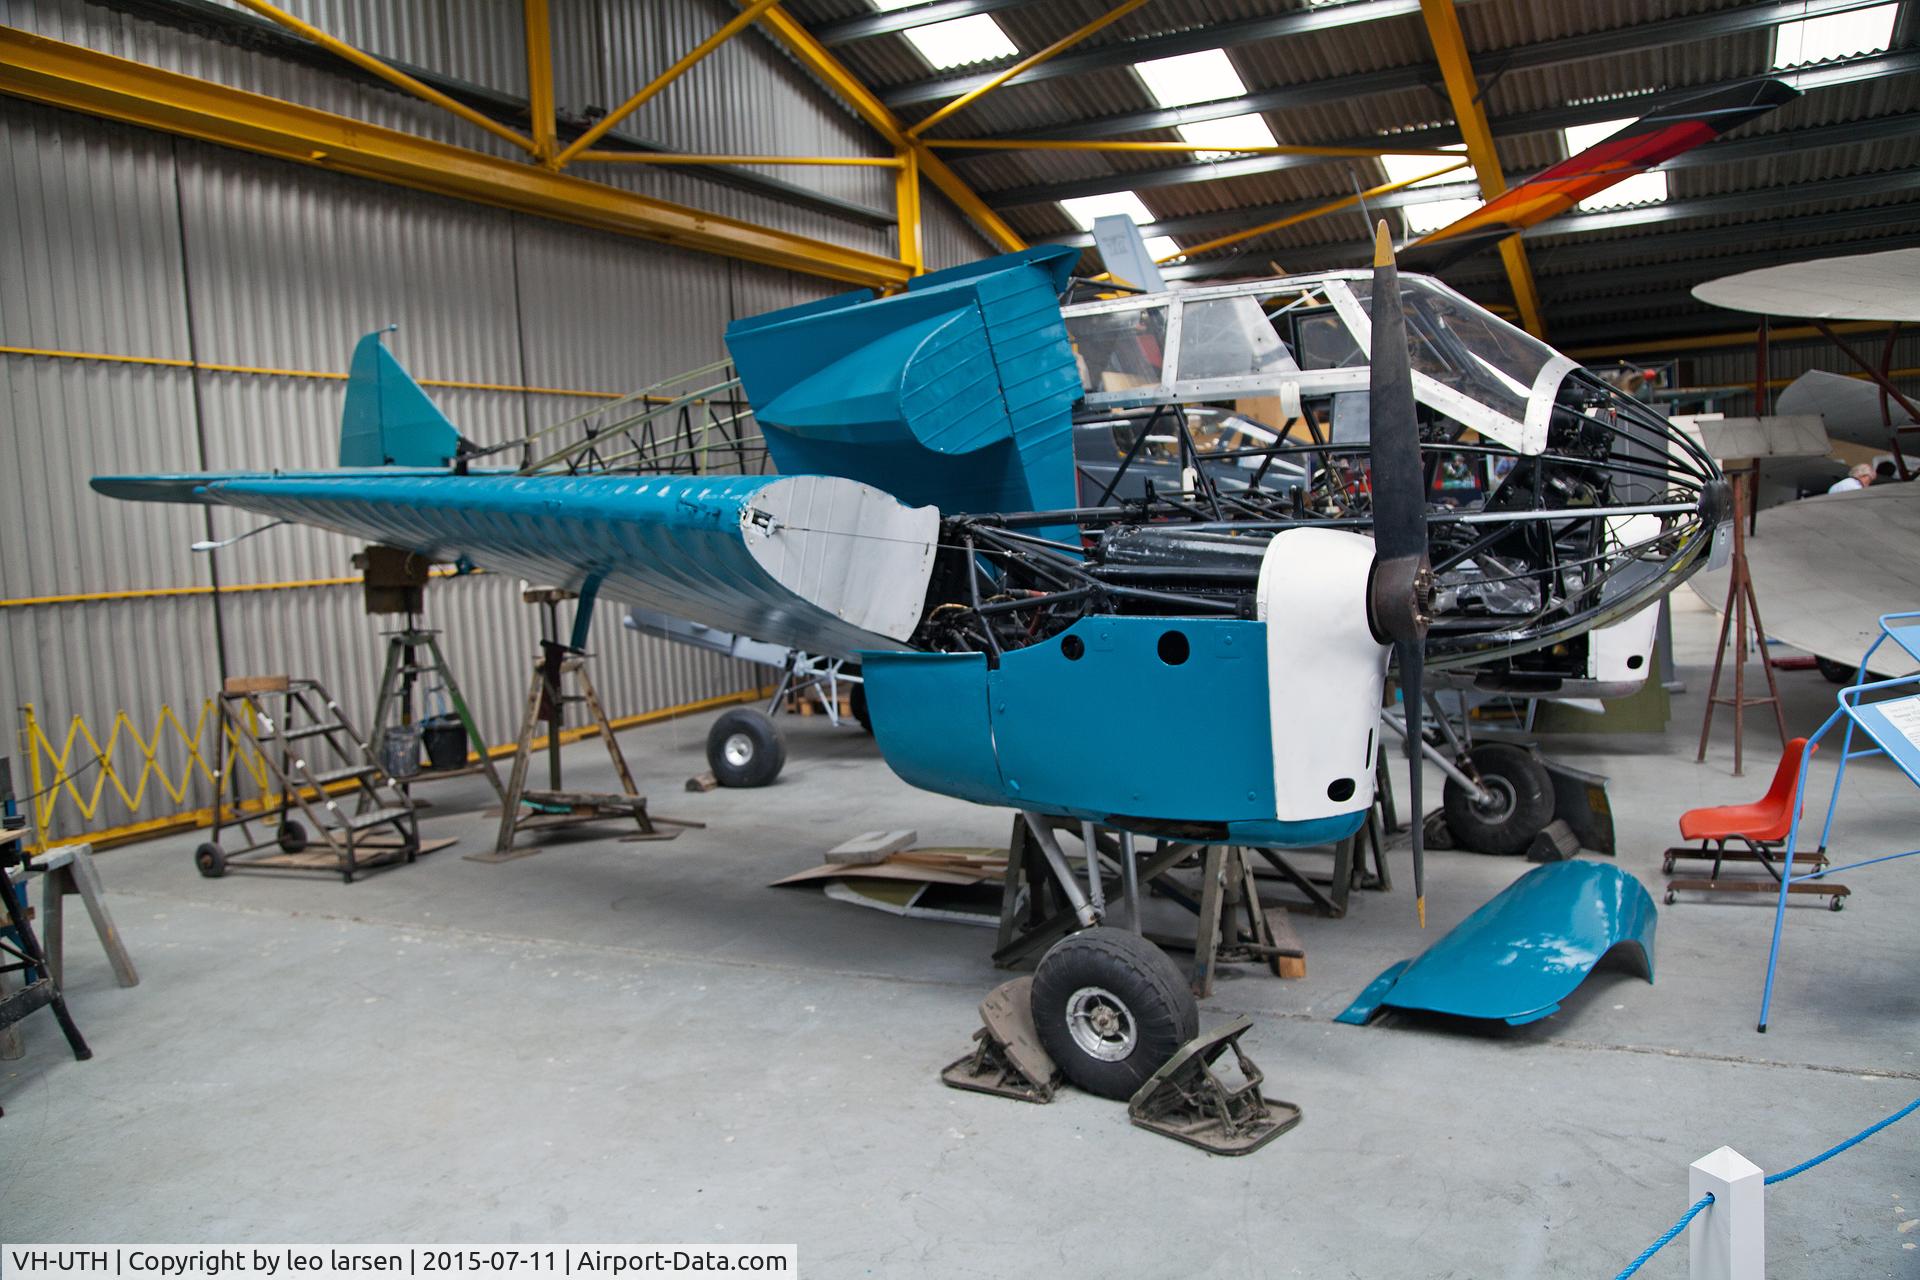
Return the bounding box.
[769,848,1005,888]
[773,848,1006,926]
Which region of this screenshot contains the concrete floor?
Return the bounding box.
[4,594,1916,1276]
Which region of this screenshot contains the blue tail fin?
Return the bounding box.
[339,329,463,467]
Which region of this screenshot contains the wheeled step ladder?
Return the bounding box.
[202,675,420,883]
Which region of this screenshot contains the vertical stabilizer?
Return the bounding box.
[339,329,464,467]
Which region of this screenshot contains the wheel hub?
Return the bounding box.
[1471,774,1519,825]
[722,733,755,767]
[1064,985,1137,1061]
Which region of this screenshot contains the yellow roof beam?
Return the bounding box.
[1173,161,1469,262]
[907,0,1153,139]
[1417,0,1544,337]
[227,0,539,156]
[925,138,1458,159]
[551,0,783,170]
[746,3,1027,253]
[523,0,556,161]
[0,29,913,290]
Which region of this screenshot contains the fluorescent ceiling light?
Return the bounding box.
[1772,2,1897,67]
[1402,196,1482,237]
[893,13,1018,69]
[1577,169,1668,212]
[1176,113,1277,158]
[1133,49,1247,107]
[1379,147,1466,189]
[1562,117,1632,155]
[1060,192,1182,262]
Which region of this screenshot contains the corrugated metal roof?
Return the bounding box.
[851,0,1920,338]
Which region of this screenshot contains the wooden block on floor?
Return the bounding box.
[827,829,918,866]
[1265,907,1307,979]
[685,771,719,793]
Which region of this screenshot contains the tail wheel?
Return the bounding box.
[1030,927,1198,1100]
[706,708,786,787]
[1442,743,1555,856]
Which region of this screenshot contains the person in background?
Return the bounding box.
[1829,462,1875,494]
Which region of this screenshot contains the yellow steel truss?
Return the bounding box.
[0,29,913,290]
[1418,0,1544,336]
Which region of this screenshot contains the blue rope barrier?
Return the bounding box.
[1763,1094,1920,1185]
[1612,1194,1714,1280]
[1611,1094,1920,1278]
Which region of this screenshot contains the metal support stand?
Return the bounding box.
[370,620,506,803]
[1696,470,1788,776]
[1188,846,1304,998]
[486,588,699,859]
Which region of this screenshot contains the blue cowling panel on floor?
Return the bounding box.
[141,471,901,657]
[862,615,1364,846]
[726,246,1082,543]
[1336,860,1657,1027]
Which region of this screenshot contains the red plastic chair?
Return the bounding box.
[1665,738,1817,884]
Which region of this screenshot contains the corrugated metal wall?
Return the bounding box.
[3,0,992,838]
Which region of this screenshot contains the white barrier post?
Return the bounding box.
[1689,1146,1765,1280]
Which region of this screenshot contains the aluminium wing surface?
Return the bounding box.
[1689,483,1920,677]
[1692,247,1920,323]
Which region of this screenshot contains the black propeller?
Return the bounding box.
[1365,221,1435,926]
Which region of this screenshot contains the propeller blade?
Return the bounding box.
[1366,220,1434,926]
[1367,222,1426,568]
[1398,639,1425,928]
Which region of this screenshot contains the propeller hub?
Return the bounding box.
[1368,552,1433,647]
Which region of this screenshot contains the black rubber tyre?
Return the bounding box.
[1030,927,1199,1100]
[706,708,786,788]
[1442,743,1555,856]
[848,678,872,735]
[1816,656,1857,685]
[194,842,227,878]
[276,818,309,854]
[1816,656,1886,685]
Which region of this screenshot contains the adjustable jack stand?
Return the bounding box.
[482,587,699,860]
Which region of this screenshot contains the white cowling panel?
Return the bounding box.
[1257,527,1391,822]
[743,476,940,643]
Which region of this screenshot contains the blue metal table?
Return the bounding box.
[1757,611,1920,1030]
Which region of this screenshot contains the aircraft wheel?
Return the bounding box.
[1030,927,1198,1100]
[1442,744,1554,856]
[707,708,786,787]
[276,818,309,854]
[194,842,227,879]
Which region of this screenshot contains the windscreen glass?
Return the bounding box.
[1346,275,1563,427]
[1066,306,1169,395]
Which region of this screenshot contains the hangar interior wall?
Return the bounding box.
[2,0,992,841]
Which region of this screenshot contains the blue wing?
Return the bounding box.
[90,469,939,657]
